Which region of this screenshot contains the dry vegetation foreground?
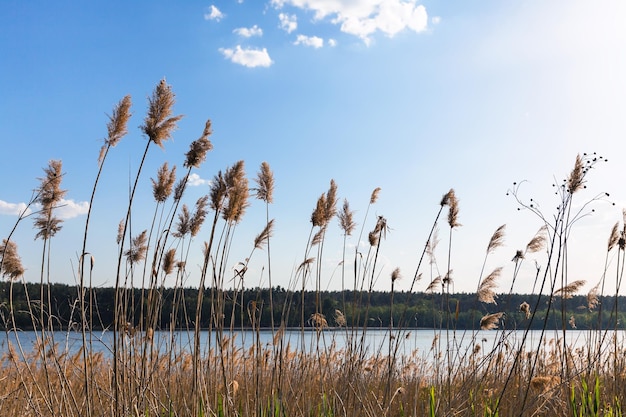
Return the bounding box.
[2,80,626,416]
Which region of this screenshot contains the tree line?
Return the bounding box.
[1,281,624,331]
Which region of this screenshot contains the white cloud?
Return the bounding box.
[187,173,211,187]
[0,200,30,216]
[219,45,273,68]
[279,13,298,33]
[0,198,88,219]
[431,16,441,25]
[54,199,90,219]
[328,38,337,47]
[233,25,263,37]
[204,5,224,21]
[294,34,324,48]
[272,0,428,44]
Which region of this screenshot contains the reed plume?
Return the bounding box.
[519,301,531,319]
[608,221,620,252]
[567,154,584,194]
[223,161,249,223]
[480,312,503,330]
[446,189,460,228]
[124,230,148,263]
[587,283,600,311]
[116,220,124,244]
[99,95,132,164]
[140,79,183,148]
[0,239,25,280]
[338,199,356,236]
[426,276,441,293]
[189,196,209,237]
[174,205,191,238]
[172,178,186,202]
[254,161,274,204]
[554,280,586,299]
[254,219,274,250]
[526,226,547,253]
[151,163,177,203]
[311,194,327,227]
[184,119,213,168]
[391,267,401,283]
[487,225,506,254]
[34,160,66,240]
[370,187,381,204]
[210,171,227,211]
[477,267,502,304]
[162,248,176,276]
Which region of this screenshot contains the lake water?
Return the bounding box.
[1,328,620,360]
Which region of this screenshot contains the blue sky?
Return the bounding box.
[1,1,626,296]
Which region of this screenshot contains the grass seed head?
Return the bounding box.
[141,79,183,148]
[184,119,213,168]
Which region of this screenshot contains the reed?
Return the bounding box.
[3,85,626,417]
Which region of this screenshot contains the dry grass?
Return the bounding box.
[0,83,623,416]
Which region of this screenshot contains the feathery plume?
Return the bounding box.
[116,220,124,244]
[368,230,379,247]
[567,154,584,194]
[324,179,338,224]
[151,163,177,203]
[254,219,275,250]
[190,195,209,237]
[297,257,315,274]
[555,280,586,299]
[478,267,502,304]
[370,187,381,204]
[210,171,227,211]
[486,225,506,254]
[426,276,441,293]
[391,267,401,283]
[140,79,183,148]
[526,226,547,253]
[223,161,249,223]
[519,301,531,319]
[334,309,347,327]
[309,313,328,329]
[311,228,324,247]
[311,193,327,227]
[34,160,66,240]
[337,199,356,236]
[480,312,503,330]
[174,205,191,238]
[569,315,577,329]
[0,239,25,280]
[608,222,620,252]
[511,250,524,262]
[254,161,274,204]
[446,189,460,228]
[173,178,186,202]
[587,283,600,311]
[99,95,132,164]
[184,119,213,168]
[124,230,148,263]
[162,248,176,275]
[440,189,454,206]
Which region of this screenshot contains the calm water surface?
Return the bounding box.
[2,328,618,360]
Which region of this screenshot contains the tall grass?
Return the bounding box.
[2,82,626,416]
